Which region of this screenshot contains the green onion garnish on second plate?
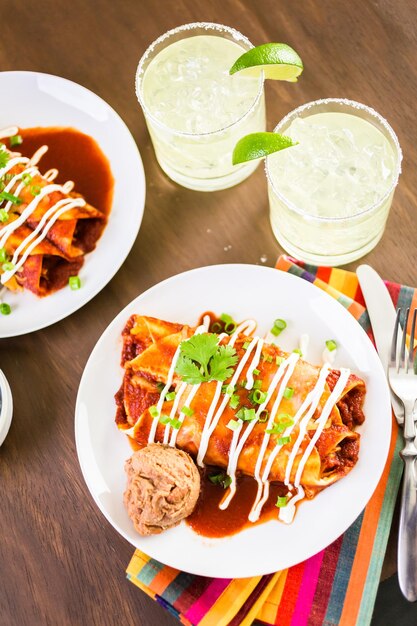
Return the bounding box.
[0,303,11,315]
[69,276,81,290]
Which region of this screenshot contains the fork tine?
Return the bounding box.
[390,308,402,368]
[407,308,417,373]
[399,308,410,370]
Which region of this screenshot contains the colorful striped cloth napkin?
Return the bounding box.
[126,255,416,626]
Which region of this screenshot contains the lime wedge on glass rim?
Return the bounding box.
[229,43,303,81]
[232,133,297,165]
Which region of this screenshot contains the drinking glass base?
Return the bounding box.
[157,157,260,192]
[271,222,385,267]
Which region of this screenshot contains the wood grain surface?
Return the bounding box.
[1,1,416,624]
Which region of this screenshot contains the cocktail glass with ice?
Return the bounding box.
[265,99,402,265]
[136,23,265,191]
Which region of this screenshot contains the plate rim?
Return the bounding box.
[75,263,392,577]
[0,70,146,337]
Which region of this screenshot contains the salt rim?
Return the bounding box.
[135,22,264,138]
[265,97,403,223]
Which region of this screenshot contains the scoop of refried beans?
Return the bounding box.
[124,443,200,535]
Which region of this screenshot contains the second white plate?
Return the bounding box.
[0,71,145,337]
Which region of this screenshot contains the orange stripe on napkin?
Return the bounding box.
[339,414,398,626]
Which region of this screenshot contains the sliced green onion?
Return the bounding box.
[0,209,9,223]
[0,191,22,205]
[236,407,256,422]
[224,321,237,334]
[226,419,241,431]
[253,368,260,376]
[271,318,287,337]
[220,313,233,324]
[276,496,288,508]
[10,134,23,147]
[30,184,41,196]
[243,341,250,350]
[325,339,337,352]
[159,414,171,425]
[166,391,176,402]
[170,418,182,429]
[266,423,285,435]
[293,349,302,356]
[2,261,14,272]
[262,354,273,363]
[276,356,284,366]
[21,172,33,186]
[253,380,262,390]
[149,405,159,418]
[252,389,267,405]
[277,413,294,428]
[156,382,165,393]
[211,321,222,333]
[222,383,235,395]
[68,276,81,290]
[245,408,257,421]
[0,248,7,262]
[278,436,291,445]
[0,150,10,169]
[258,409,269,423]
[229,394,240,410]
[181,405,194,417]
[0,302,11,315]
[283,387,294,399]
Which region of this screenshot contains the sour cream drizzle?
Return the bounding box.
[0,136,86,284]
[299,333,309,359]
[1,197,86,283]
[0,126,19,140]
[195,319,257,467]
[249,362,332,522]
[220,351,300,511]
[322,345,337,365]
[279,368,350,523]
[146,316,210,444]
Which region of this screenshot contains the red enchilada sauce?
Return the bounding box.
[127,431,289,537]
[187,472,289,538]
[8,127,114,243]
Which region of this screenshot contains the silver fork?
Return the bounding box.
[388,307,417,602]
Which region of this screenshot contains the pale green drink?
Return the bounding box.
[136,23,265,191]
[266,99,402,265]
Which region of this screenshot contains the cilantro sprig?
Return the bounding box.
[0,149,10,170]
[175,333,238,385]
[208,472,232,489]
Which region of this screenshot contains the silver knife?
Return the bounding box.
[357,264,404,424]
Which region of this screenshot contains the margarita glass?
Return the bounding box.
[136,22,265,191]
[266,99,402,265]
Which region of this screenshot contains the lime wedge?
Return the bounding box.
[229,43,303,82]
[233,133,297,165]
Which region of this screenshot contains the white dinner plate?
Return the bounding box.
[75,264,391,578]
[0,71,145,337]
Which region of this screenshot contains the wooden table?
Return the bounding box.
[1,1,417,624]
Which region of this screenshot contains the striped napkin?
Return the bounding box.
[126,255,415,626]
